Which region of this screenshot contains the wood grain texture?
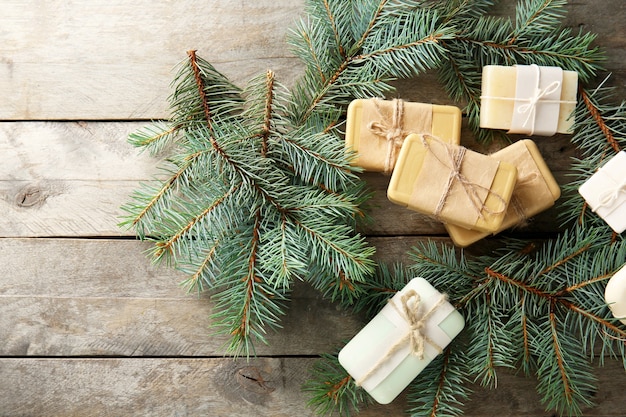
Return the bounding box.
[0,122,578,238]
[0,0,305,119]
[2,1,625,120]
[0,357,624,417]
[0,238,370,357]
[0,122,157,237]
[2,1,626,416]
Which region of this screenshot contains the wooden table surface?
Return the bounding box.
[1,1,625,416]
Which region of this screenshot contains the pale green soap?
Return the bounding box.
[338,278,465,404]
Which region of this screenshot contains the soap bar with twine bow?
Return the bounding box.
[345,98,462,174]
[479,64,578,136]
[579,150,626,233]
[387,134,518,233]
[338,277,464,405]
[445,139,561,247]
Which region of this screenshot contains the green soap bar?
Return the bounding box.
[338,277,464,404]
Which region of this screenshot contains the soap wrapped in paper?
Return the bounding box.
[578,151,626,233]
[480,64,578,136]
[387,134,518,233]
[345,98,461,173]
[338,278,464,404]
[446,140,561,247]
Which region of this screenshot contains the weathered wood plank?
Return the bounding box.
[1,1,625,120]
[0,357,623,417]
[0,0,306,119]
[0,238,367,357]
[0,357,409,417]
[0,121,156,237]
[0,236,589,357]
[0,121,579,238]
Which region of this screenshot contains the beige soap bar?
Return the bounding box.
[388,134,518,233]
[445,140,561,247]
[480,65,578,135]
[345,99,462,173]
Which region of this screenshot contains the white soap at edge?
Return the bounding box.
[605,263,626,325]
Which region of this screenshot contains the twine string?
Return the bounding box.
[420,135,507,221]
[355,290,447,387]
[479,64,575,135]
[517,69,562,135]
[367,98,410,174]
[509,171,541,224]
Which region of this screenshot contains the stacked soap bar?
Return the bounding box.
[480,64,578,136]
[579,151,626,233]
[387,134,518,233]
[445,140,561,247]
[338,277,464,404]
[345,98,462,173]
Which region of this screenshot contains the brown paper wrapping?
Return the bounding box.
[345,99,461,173]
[387,135,517,233]
[445,140,560,247]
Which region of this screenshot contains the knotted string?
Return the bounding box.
[479,64,575,135]
[419,135,507,221]
[355,290,448,387]
[516,65,562,135]
[367,98,410,174]
[508,171,540,227]
[595,176,626,213]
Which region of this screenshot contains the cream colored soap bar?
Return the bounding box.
[605,263,626,325]
[445,140,561,247]
[480,65,578,136]
[338,277,464,404]
[579,150,626,233]
[345,99,462,173]
[387,134,518,233]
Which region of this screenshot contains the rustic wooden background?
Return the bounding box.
[1,1,625,416]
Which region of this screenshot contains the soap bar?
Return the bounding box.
[338,277,464,404]
[345,98,462,173]
[387,134,518,233]
[445,140,561,247]
[480,65,578,136]
[605,263,626,325]
[578,151,626,233]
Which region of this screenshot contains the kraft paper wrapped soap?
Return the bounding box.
[387,134,518,233]
[445,140,561,247]
[480,64,578,136]
[345,98,462,173]
[578,151,626,233]
[605,263,626,325]
[338,277,464,404]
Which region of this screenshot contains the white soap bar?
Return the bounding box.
[605,263,626,325]
[578,151,626,233]
[338,278,464,404]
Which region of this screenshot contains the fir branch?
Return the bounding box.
[511,0,567,42]
[578,87,622,154]
[127,121,182,155]
[407,346,471,417]
[303,352,371,417]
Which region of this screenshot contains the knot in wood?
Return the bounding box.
[15,184,47,207]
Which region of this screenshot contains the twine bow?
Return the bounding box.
[367,98,410,174]
[355,290,447,387]
[420,135,507,221]
[517,69,562,135]
[596,176,626,212]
